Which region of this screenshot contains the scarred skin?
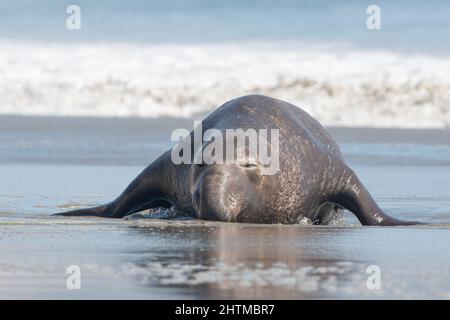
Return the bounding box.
[55,95,421,226]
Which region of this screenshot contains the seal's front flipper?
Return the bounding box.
[54,204,111,217]
[332,168,423,226]
[54,152,174,218]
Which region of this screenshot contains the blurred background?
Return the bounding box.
[0,0,449,127]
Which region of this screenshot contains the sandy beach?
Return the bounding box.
[0,116,449,299]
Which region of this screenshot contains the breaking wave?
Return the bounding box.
[1,41,449,128]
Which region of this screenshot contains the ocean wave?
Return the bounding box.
[1,41,449,128]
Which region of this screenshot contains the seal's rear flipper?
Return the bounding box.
[332,168,423,226]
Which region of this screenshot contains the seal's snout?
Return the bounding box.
[192,166,247,222]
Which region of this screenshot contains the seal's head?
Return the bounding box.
[191,159,263,222]
[190,136,275,222]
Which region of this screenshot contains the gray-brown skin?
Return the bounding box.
[55,95,421,226]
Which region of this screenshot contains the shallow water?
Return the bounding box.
[1,217,449,299]
[0,117,449,299]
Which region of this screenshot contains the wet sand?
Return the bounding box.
[0,116,449,299]
[1,216,449,299]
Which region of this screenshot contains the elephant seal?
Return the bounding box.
[55,94,420,226]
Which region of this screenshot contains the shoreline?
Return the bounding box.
[3,115,450,144]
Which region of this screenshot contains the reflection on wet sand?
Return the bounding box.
[125,221,369,299]
[0,216,448,299]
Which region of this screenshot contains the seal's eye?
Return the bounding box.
[240,163,257,169]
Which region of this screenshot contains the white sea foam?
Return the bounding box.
[1,41,449,128]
